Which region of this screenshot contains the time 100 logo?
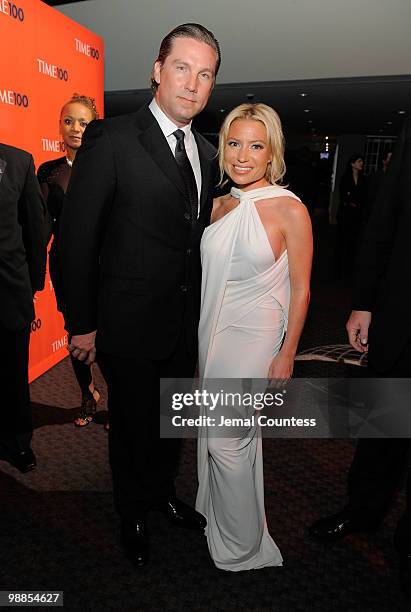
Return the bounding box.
[0,1,25,21]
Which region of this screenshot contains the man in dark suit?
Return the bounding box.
[60,23,220,567]
[0,143,47,472]
[309,119,411,597]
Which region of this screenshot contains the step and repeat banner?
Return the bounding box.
[0,0,104,381]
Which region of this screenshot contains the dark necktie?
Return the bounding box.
[173,129,198,223]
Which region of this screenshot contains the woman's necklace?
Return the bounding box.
[66,156,73,167]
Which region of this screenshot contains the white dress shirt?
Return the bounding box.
[149,98,201,215]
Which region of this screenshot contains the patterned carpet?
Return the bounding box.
[1,220,409,611]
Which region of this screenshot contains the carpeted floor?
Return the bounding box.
[1,218,409,611]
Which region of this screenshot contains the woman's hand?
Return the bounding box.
[267,352,294,386]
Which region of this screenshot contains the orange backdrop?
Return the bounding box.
[0,0,104,381]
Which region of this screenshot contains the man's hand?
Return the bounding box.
[346,311,371,352]
[68,331,97,365]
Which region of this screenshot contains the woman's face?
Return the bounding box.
[351,158,364,171]
[224,118,272,190]
[60,102,94,152]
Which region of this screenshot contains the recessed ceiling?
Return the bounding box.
[105,74,411,139]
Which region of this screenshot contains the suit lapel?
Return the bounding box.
[135,106,215,216]
[136,106,186,198]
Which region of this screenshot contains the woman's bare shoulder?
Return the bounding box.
[213,193,232,205]
[212,193,231,213]
[260,195,305,214]
[260,197,311,236]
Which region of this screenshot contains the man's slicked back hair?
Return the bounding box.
[150,23,221,93]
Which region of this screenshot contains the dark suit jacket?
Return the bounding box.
[59,105,216,359]
[0,143,46,331]
[352,118,411,372]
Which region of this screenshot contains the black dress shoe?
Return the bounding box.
[120,520,149,568]
[308,510,377,542]
[0,440,36,473]
[10,448,37,473]
[158,498,206,531]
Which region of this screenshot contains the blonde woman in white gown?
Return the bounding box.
[196,103,313,571]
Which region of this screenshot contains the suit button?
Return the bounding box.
[184,212,191,221]
[180,284,188,293]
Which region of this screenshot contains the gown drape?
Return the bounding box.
[196,184,302,571]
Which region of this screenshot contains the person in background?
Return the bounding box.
[0,143,47,472]
[309,119,411,601]
[37,94,104,428]
[336,154,367,279]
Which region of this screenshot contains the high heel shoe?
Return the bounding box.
[74,387,100,427]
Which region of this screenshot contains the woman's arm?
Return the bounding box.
[268,200,313,380]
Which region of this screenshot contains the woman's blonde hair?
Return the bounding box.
[218,103,285,186]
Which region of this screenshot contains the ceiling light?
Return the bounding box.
[398,110,406,114]
[386,121,393,125]
[325,136,329,140]
[307,120,313,124]
[219,108,226,113]
[299,93,308,97]
[304,109,310,113]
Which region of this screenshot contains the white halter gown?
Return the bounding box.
[196,185,301,571]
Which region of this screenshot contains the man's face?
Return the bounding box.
[153,37,217,127]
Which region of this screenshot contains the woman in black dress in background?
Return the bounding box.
[336,154,368,279]
[38,94,103,427]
